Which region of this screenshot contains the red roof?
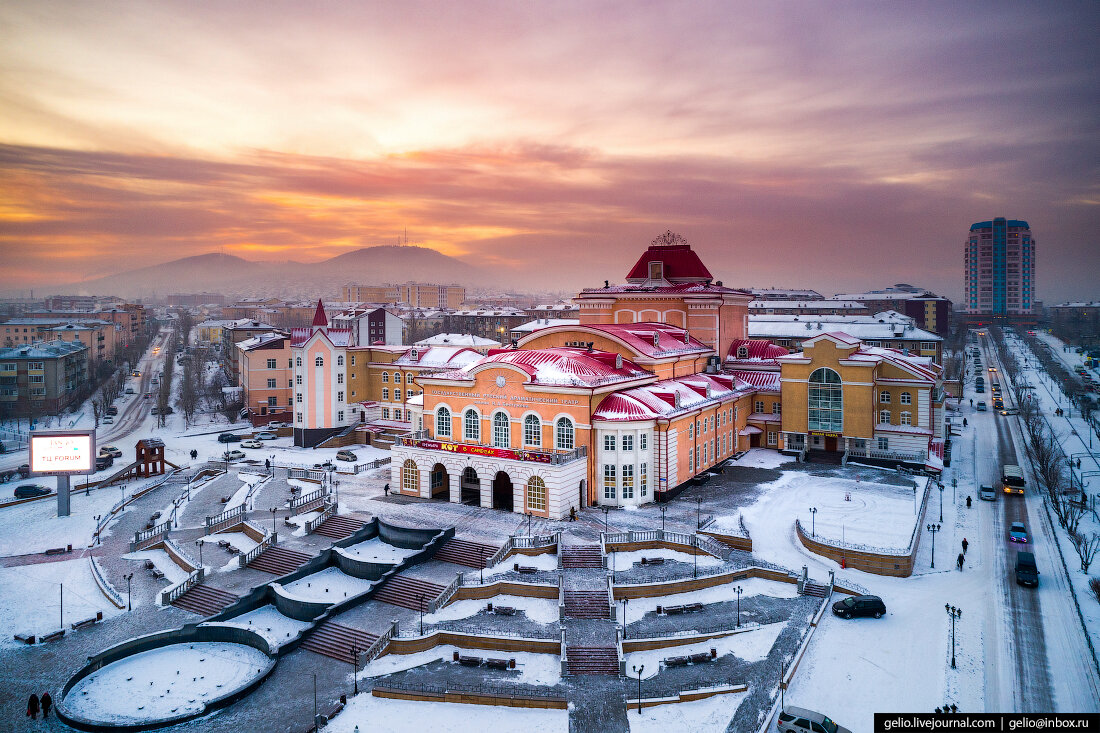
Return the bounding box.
[726,339,789,363]
[625,237,713,283]
[311,298,328,328]
[427,347,653,388]
[592,373,752,421]
[521,322,710,360]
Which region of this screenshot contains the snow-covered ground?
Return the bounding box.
[0,558,126,646]
[481,552,559,577]
[203,605,311,648]
[325,695,568,733]
[624,578,800,623]
[283,509,321,537]
[627,692,747,732]
[609,548,724,571]
[0,481,143,556]
[64,642,270,724]
[340,537,420,564]
[623,621,785,680]
[365,645,561,685]
[427,593,559,625]
[278,567,374,603]
[123,548,191,585]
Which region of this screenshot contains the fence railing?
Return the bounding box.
[304,500,338,533]
[287,467,327,482]
[131,519,172,551]
[204,504,245,535]
[290,486,329,514]
[360,622,396,666]
[238,531,277,568]
[483,538,513,569]
[512,533,557,550]
[370,679,566,702]
[163,538,200,573]
[429,573,462,613]
[89,556,125,609]
[601,529,730,560]
[159,567,205,606]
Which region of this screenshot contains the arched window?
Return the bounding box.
[900,391,912,405]
[381,372,389,383]
[555,417,574,450]
[436,406,451,437]
[524,414,541,446]
[337,355,344,366]
[737,345,748,358]
[464,409,480,441]
[393,372,401,383]
[807,367,842,432]
[526,476,547,512]
[402,459,418,493]
[493,412,510,448]
[295,356,302,367]
[314,355,324,367]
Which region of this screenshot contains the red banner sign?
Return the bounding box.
[407,439,553,464]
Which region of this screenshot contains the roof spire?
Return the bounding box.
[311,298,328,329]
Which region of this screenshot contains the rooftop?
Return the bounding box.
[426,346,654,389]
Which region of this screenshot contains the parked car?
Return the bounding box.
[976,401,987,411]
[14,484,50,499]
[240,439,263,449]
[979,485,997,501]
[95,455,113,471]
[125,387,135,395]
[831,595,886,619]
[1000,407,1019,416]
[218,433,242,443]
[778,706,852,733]
[255,431,277,440]
[17,464,30,478]
[105,406,118,416]
[1008,522,1029,543]
[102,416,114,424]
[313,461,336,471]
[336,450,358,462]
[1015,551,1039,587]
[99,445,122,458]
[223,450,245,461]
[265,421,286,429]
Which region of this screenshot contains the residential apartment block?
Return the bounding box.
[963,217,1035,317]
[0,340,89,417]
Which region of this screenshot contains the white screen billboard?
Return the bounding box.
[30,431,95,474]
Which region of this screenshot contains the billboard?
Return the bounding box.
[30,429,96,475]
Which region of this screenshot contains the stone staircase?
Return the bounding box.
[299,619,379,664]
[171,584,238,617]
[247,545,311,576]
[563,590,611,619]
[371,574,445,611]
[565,646,620,675]
[432,538,499,568]
[802,581,830,598]
[313,515,367,539]
[561,545,603,569]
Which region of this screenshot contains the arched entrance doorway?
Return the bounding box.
[492,471,513,512]
[430,463,449,500]
[460,467,480,505]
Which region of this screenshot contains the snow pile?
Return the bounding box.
[325,695,567,733]
[481,552,558,576]
[426,594,559,625]
[623,577,799,621]
[278,567,373,603]
[123,549,191,584]
[203,605,311,648]
[64,642,270,724]
[284,509,320,538]
[0,558,126,646]
[608,548,724,570]
[340,538,419,564]
[364,645,561,685]
[623,621,785,679]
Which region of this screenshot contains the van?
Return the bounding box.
[1015,551,1039,587]
[979,485,996,501]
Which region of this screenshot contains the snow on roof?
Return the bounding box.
[875,424,933,436]
[511,318,580,333]
[427,347,653,388]
[518,321,710,359]
[592,373,751,421]
[289,327,353,347]
[749,318,940,342]
[726,339,789,364]
[414,333,499,347]
[237,332,289,351]
[580,281,748,297]
[0,339,88,358]
[394,346,482,368]
[749,300,867,310]
[727,370,782,391]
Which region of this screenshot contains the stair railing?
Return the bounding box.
[238,531,277,568]
[159,567,205,606]
[428,572,462,613]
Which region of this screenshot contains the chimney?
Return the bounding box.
[604,280,609,288]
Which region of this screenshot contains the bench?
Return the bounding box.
[513,564,538,574]
[493,606,517,616]
[284,517,296,527]
[150,569,165,580]
[40,630,65,643]
[217,540,231,549]
[663,655,690,667]
[683,602,704,613]
[227,545,241,555]
[44,545,72,556]
[220,496,231,503]
[458,655,483,667]
[71,616,99,631]
[144,560,155,570]
[13,633,35,645]
[485,658,513,670]
[150,511,162,521]
[688,652,712,664]
[639,557,665,566]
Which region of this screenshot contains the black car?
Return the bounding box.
[218,433,242,443]
[95,455,114,471]
[832,595,886,619]
[106,406,118,416]
[14,484,50,499]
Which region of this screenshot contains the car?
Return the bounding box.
[777,706,852,733]
[993,400,1004,410]
[125,387,135,394]
[265,421,286,429]
[14,484,51,498]
[1009,522,1029,543]
[313,461,336,471]
[240,439,263,449]
[989,367,996,372]
[255,431,277,440]
[143,392,154,399]
[1015,551,1039,587]
[151,407,160,415]
[975,385,985,393]
[99,446,122,458]
[218,433,242,443]
[979,485,997,501]
[336,450,358,462]
[223,450,246,461]
[1000,407,1019,416]
[105,406,118,416]
[976,402,987,411]
[95,455,113,471]
[831,594,886,619]
[102,416,114,424]
[132,370,140,377]
[162,406,174,414]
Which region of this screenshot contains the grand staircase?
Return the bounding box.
[299,619,379,664]
[432,538,500,568]
[371,575,445,611]
[563,590,610,619]
[802,580,830,598]
[313,515,367,539]
[561,546,603,569]
[247,545,311,576]
[171,584,238,617]
[566,646,620,675]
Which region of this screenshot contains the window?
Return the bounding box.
[337,373,344,384]
[603,464,616,499]
[900,411,912,426]
[295,357,302,367]
[900,391,912,405]
[382,388,389,400]
[465,410,480,441]
[920,342,937,351]
[350,355,355,365]
[296,392,302,403]
[406,373,414,384]
[877,437,889,451]
[622,435,633,451]
[266,358,277,369]
[382,407,390,419]
[394,389,402,400]
[402,460,418,493]
[393,409,402,420]
[337,355,344,366]
[296,375,302,385]
[556,417,574,450]
[350,373,356,379]
[640,434,647,451]
[314,355,324,367]
[28,374,45,383]
[754,400,764,413]
[296,412,303,422]
[524,414,541,446]
[879,410,891,425]
[266,378,276,388]
[689,448,694,472]
[879,391,891,404]
[640,463,647,496]
[337,410,344,421]
[622,464,634,498]
[381,372,389,383]
[688,424,693,440]
[604,434,616,451]
[493,412,510,447]
[337,391,344,402]
[267,396,277,407]
[737,345,748,358]
[772,402,781,415]
[807,368,843,433]
[436,406,451,437]
[393,372,401,383]
[768,431,777,446]
[526,476,547,512]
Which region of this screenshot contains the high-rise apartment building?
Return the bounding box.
[964,218,1035,316]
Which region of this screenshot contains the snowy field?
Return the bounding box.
[0,483,137,555]
[64,642,270,724]
[428,593,559,625]
[608,548,724,571]
[0,558,126,646]
[278,567,374,603]
[624,621,785,680]
[626,692,746,732]
[326,695,568,733]
[123,548,191,584]
[203,605,311,648]
[365,645,561,685]
[729,449,794,470]
[340,537,420,564]
[481,552,559,576]
[623,577,800,622]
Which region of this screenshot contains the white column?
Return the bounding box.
[479,477,492,509]
[449,471,461,504]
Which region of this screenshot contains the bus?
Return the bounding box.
[1003,464,1026,495]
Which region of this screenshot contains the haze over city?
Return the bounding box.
[1,1,1097,300]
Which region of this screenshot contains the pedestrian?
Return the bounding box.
[962,538,969,554]
[569,506,577,522]
[40,691,52,719]
[970,398,973,406]
[383,483,390,497]
[966,495,972,508]
[963,418,968,427]
[956,552,965,571]
[26,693,39,720]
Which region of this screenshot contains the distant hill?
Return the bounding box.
[42,246,488,299]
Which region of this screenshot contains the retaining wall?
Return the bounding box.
[372,686,567,709]
[385,631,559,656]
[449,580,558,604]
[613,566,796,600]
[698,529,753,552]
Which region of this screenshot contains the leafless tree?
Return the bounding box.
[1071,532,1100,573]
[91,400,100,427]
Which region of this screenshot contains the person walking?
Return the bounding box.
[962,538,969,554]
[956,553,965,571]
[26,693,39,720]
[40,691,52,719]
[966,495,972,508]
[963,418,968,427]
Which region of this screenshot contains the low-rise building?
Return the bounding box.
[748,314,943,364]
[237,332,293,423]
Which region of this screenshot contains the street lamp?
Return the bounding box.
[480,546,487,584]
[927,523,941,568]
[351,639,359,695]
[659,505,667,535]
[808,507,818,538]
[696,494,702,529]
[602,506,610,533]
[621,598,629,639]
[125,572,134,611]
[196,539,203,567]
[692,536,698,579]
[270,507,277,534]
[735,585,743,628]
[938,483,945,523]
[631,664,645,714]
[418,594,425,635]
[945,604,962,669]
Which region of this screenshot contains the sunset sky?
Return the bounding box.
[0,1,1097,300]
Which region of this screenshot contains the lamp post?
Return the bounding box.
[631,664,645,714]
[735,585,743,628]
[927,523,940,568]
[602,506,610,533]
[270,507,277,534]
[196,539,203,567]
[480,546,487,584]
[945,604,962,669]
[351,639,359,695]
[952,477,957,502]
[621,598,629,639]
[808,507,818,538]
[418,594,425,635]
[696,494,702,529]
[94,515,101,545]
[692,536,698,579]
[938,482,945,523]
[659,505,667,534]
[125,573,134,611]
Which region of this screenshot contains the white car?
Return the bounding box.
[223,450,245,461]
[240,439,263,449]
[255,431,277,440]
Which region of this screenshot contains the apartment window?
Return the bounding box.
[393,409,401,420]
[604,434,616,451]
[337,391,344,402]
[406,373,414,384]
[394,389,402,400]
[393,372,401,383]
[0,364,14,372]
[622,435,633,451]
[603,464,616,499]
[337,373,344,384]
[296,357,302,367]
[465,410,480,441]
[337,355,344,366]
[754,400,764,413]
[900,411,912,426]
[772,402,781,415]
[296,412,303,423]
[288,358,293,368]
[640,434,647,451]
[337,410,345,421]
[382,407,390,419]
[28,361,43,370]
[350,373,355,379]
[493,412,510,448]
[350,355,355,365]
[524,414,541,446]
[295,375,302,385]
[265,358,277,369]
[622,464,634,499]
[382,388,389,400]
[920,342,937,351]
[296,392,302,403]
[689,448,694,472]
[526,476,547,512]
[768,431,777,446]
[28,375,44,383]
[556,417,574,450]
[402,460,418,493]
[877,437,889,451]
[879,410,891,425]
[30,388,45,397]
[900,391,911,405]
[880,391,891,404]
[640,463,647,496]
[688,424,693,440]
[381,372,389,383]
[436,406,451,437]
[266,378,276,388]
[267,396,277,407]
